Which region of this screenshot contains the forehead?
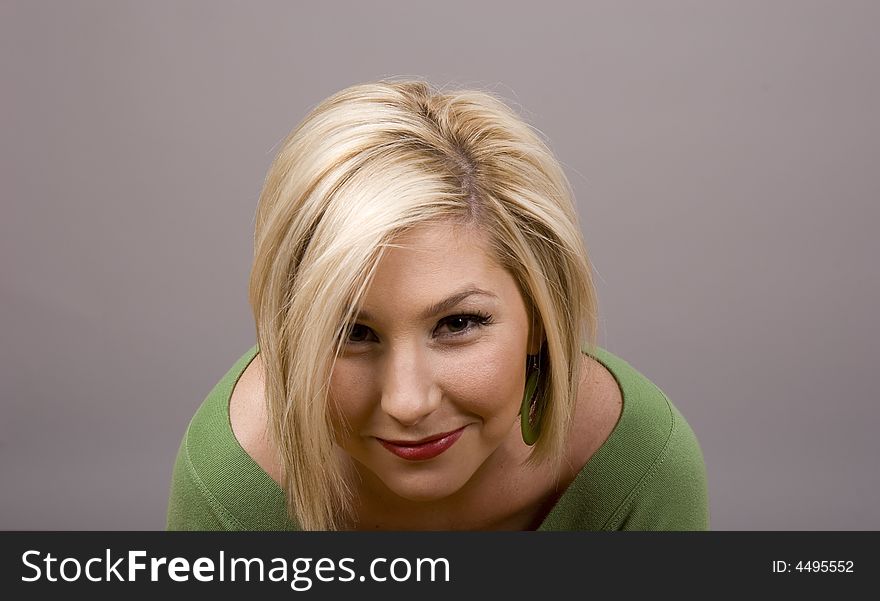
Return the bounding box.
[388,221,491,257]
[377,222,498,274]
[363,222,513,303]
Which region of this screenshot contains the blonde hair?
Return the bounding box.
[248,79,598,530]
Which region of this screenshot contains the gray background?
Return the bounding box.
[2,0,877,530]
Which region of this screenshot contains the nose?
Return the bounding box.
[379,345,441,427]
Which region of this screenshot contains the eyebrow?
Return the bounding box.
[356,287,498,323]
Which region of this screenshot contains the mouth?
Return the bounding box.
[377,426,466,461]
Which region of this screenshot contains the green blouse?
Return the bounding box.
[166,344,710,530]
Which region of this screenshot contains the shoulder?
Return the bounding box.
[593,350,710,530]
[541,347,709,530]
[610,398,711,530]
[562,351,624,479]
[228,352,284,486]
[166,346,292,531]
[167,347,258,530]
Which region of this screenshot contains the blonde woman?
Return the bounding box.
[166,80,710,531]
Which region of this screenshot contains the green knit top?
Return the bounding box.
[166,344,710,530]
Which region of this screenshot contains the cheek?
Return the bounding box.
[440,342,525,418]
[328,363,375,434]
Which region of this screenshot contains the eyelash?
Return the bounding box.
[344,312,495,345]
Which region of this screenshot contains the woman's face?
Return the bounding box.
[329,221,542,504]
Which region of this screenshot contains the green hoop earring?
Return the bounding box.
[520,353,543,445]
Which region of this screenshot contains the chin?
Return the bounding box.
[379,468,472,503]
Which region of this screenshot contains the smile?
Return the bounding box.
[377,427,466,461]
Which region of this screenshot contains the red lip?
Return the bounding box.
[378,427,466,461]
